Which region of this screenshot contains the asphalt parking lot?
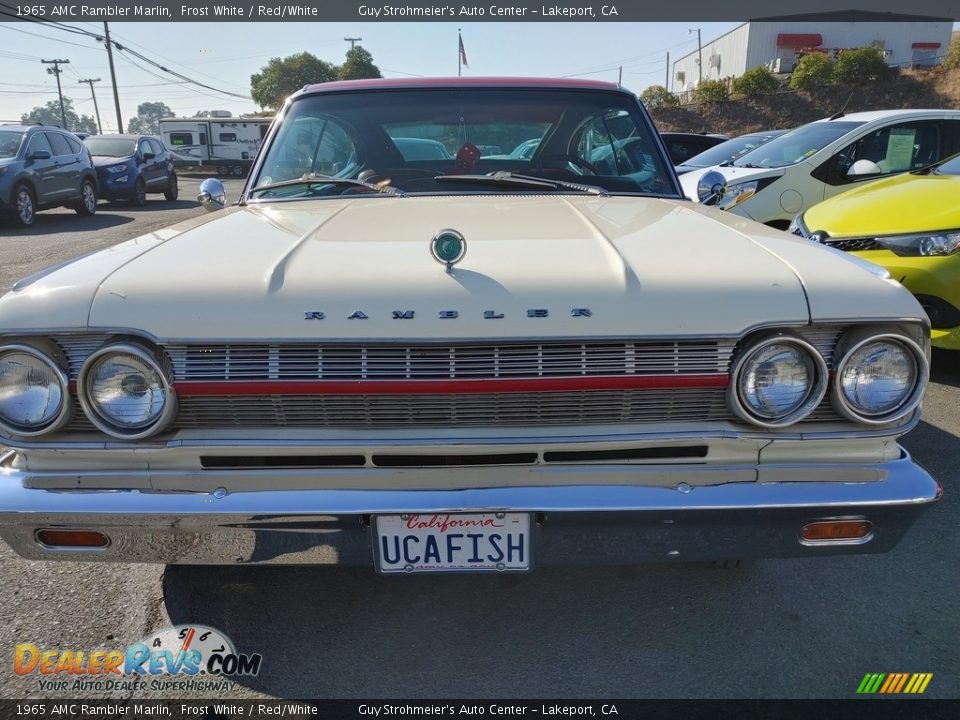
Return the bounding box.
[0,178,957,700]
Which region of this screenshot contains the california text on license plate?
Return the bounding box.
[374,512,531,574]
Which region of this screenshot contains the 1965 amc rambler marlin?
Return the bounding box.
[0,78,941,572]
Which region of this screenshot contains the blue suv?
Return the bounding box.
[83,134,178,205]
[0,124,98,227]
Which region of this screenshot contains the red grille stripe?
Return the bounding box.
[172,375,730,397]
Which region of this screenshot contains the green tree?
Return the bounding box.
[732,67,779,97]
[790,53,834,91]
[639,85,679,109]
[21,98,98,134]
[126,101,173,135]
[338,46,382,81]
[692,78,729,104]
[251,52,338,110]
[832,47,888,84]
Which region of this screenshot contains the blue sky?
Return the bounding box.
[0,22,740,126]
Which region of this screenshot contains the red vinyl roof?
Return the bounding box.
[300,76,622,94]
[777,33,823,47]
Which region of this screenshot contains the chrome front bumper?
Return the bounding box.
[0,451,940,565]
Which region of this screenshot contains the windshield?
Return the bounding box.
[682,132,784,168]
[0,130,24,159]
[84,137,137,157]
[932,152,960,176]
[733,121,863,168]
[250,88,676,199]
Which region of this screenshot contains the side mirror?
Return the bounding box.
[142,152,155,161]
[28,150,51,161]
[197,177,226,212]
[845,159,882,177]
[697,170,727,206]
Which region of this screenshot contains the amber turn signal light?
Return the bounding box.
[801,520,872,543]
[36,529,110,549]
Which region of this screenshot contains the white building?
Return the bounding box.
[671,12,953,92]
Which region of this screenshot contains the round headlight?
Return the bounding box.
[0,344,70,437]
[730,337,828,427]
[78,343,176,439]
[834,335,927,424]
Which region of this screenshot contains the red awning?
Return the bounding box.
[912,42,941,49]
[777,33,823,47]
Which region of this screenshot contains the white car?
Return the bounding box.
[680,109,960,229]
[0,79,940,572]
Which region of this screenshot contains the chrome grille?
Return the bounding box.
[174,389,731,428]
[163,341,734,381]
[48,334,853,432]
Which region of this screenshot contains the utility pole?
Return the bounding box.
[689,28,703,84]
[103,22,123,133]
[78,78,102,134]
[618,66,622,86]
[41,59,69,129]
[666,51,670,90]
[344,37,362,50]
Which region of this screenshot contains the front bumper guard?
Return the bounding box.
[0,451,940,565]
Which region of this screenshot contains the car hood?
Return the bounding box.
[0,196,922,341]
[804,172,960,237]
[91,155,134,167]
[678,165,786,200]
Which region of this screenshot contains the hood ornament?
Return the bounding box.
[431,229,467,273]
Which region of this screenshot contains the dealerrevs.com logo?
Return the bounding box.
[14,625,262,693]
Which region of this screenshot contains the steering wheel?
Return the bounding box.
[532,154,600,175]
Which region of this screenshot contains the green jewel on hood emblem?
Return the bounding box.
[431,229,467,273]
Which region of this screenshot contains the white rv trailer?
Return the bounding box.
[159,114,274,176]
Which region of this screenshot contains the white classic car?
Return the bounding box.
[0,78,941,573]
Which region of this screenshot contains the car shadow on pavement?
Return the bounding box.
[102,199,199,212]
[0,212,134,236]
[930,349,960,389]
[163,561,757,698]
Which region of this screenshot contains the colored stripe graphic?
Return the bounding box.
[857,673,932,694]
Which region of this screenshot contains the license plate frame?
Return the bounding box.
[373,512,532,574]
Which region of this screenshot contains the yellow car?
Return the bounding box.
[790,152,960,349]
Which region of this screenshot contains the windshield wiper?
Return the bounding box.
[734,162,762,168]
[434,171,609,197]
[248,173,405,197]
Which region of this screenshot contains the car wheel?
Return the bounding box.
[132,178,147,206]
[163,174,179,202]
[11,183,36,227]
[74,179,98,216]
[233,165,244,177]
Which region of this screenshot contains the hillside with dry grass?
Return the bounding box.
[650,67,960,136]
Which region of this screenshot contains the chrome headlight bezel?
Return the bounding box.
[832,333,928,425]
[0,342,72,438]
[77,342,177,440]
[728,335,829,428]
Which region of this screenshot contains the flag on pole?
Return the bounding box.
[459,33,469,69]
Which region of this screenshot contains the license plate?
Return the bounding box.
[374,512,531,574]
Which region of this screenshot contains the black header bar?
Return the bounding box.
[0,2,957,22]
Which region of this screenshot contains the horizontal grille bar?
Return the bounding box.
[173,374,730,397]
